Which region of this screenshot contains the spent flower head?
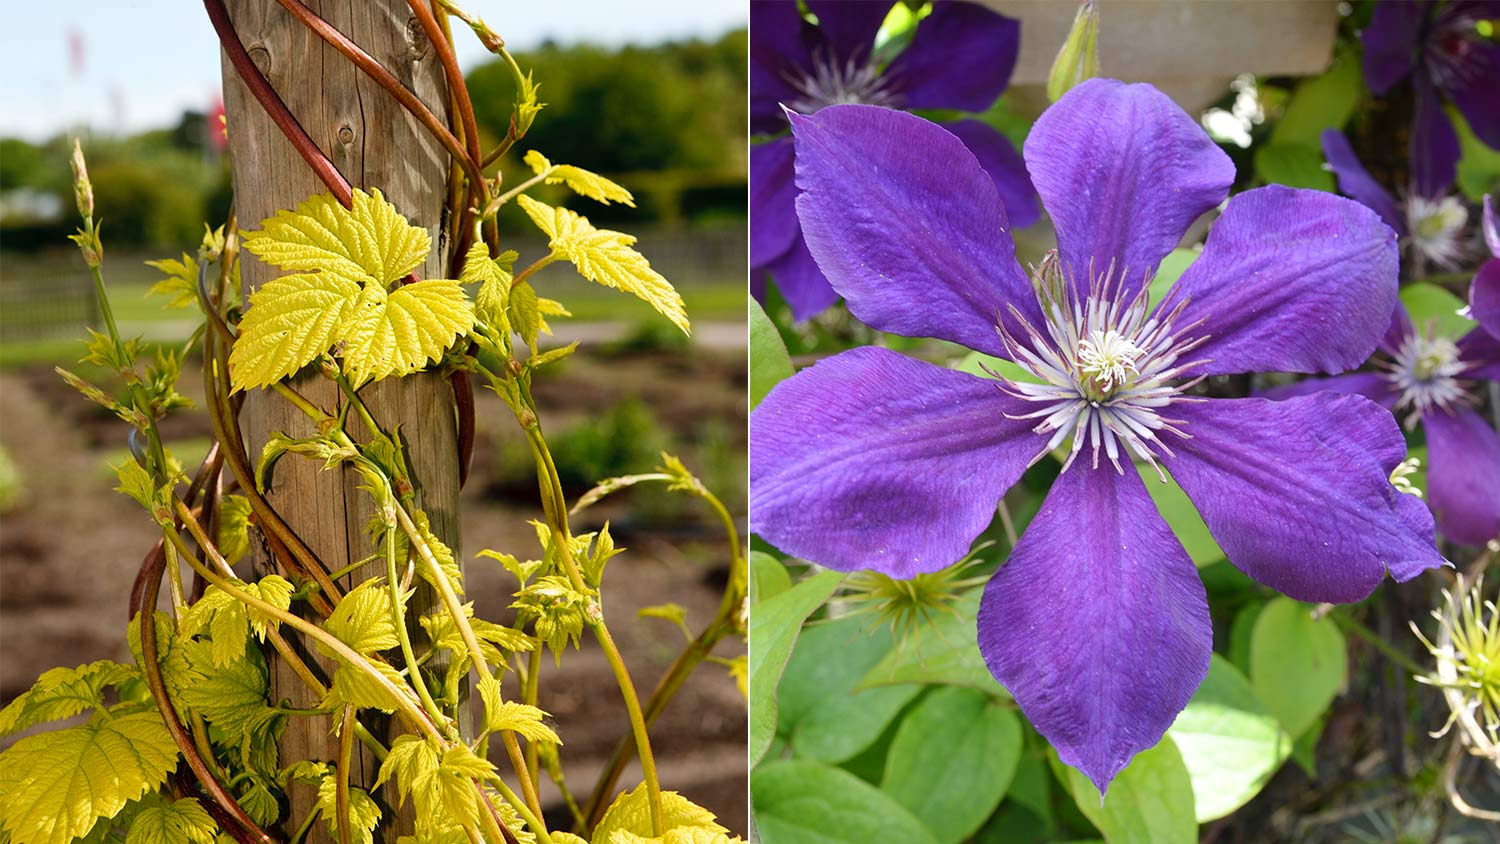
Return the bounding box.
[1413,575,1500,758]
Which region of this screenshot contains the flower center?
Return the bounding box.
[786,48,901,114]
[1406,194,1468,269]
[992,253,1210,478]
[1385,328,1468,426]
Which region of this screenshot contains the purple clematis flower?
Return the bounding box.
[750,79,1446,792]
[750,0,1038,321]
[1470,195,1500,338]
[1269,306,1500,546]
[1322,128,1471,271]
[1361,0,1500,197]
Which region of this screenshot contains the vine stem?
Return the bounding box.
[514,407,665,836]
[1332,611,1428,677]
[335,705,356,844]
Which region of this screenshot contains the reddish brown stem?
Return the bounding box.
[406,0,483,263]
[270,0,486,196]
[452,370,475,487]
[204,0,353,207]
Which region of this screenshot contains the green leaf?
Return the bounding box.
[216,495,252,566]
[1057,739,1196,844]
[1138,466,1223,568]
[0,660,137,738]
[523,150,635,206]
[1400,282,1475,340]
[228,272,360,392]
[748,569,844,765]
[752,760,939,844]
[749,551,791,604]
[1268,47,1362,147]
[517,195,689,334]
[1165,655,1290,822]
[749,300,793,407]
[177,642,272,741]
[777,614,922,763]
[1254,143,1335,192]
[0,709,180,844]
[125,798,217,844]
[858,590,1009,696]
[322,578,403,654]
[881,687,1022,843]
[241,188,429,287]
[1250,597,1347,738]
[1454,106,1500,201]
[340,280,476,387]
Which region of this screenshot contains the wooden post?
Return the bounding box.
[217,2,461,838]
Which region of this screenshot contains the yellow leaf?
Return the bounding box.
[461,241,515,331]
[0,709,179,844]
[339,280,475,387]
[591,784,729,844]
[144,253,201,309]
[241,189,429,287]
[124,798,218,844]
[229,272,360,392]
[516,196,688,335]
[478,683,560,746]
[524,150,635,206]
[322,579,402,654]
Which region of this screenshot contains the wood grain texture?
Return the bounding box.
[218,1,460,838]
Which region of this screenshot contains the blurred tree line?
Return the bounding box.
[0,29,746,252]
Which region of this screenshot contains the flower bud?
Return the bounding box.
[1048,0,1100,103]
[69,139,94,219]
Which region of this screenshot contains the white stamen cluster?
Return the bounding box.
[786,48,901,114]
[1406,194,1469,269]
[1384,327,1470,428]
[994,254,1211,479]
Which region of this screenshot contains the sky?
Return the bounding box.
[0,0,746,141]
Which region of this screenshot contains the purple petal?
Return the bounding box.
[1025,79,1234,297]
[1164,394,1445,600]
[1382,305,1415,357]
[1411,79,1461,198]
[764,233,839,322]
[1459,326,1500,381]
[1449,43,1500,150]
[750,0,812,133]
[1261,372,1399,409]
[1472,260,1500,342]
[1360,0,1423,94]
[944,120,1040,228]
[884,2,1019,112]
[805,0,890,64]
[1170,185,1399,377]
[977,462,1210,794]
[791,104,1039,356]
[750,346,1045,577]
[1321,129,1406,235]
[1424,404,1500,546]
[751,138,800,268]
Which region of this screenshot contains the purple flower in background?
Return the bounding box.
[1322,129,1470,271]
[750,0,1038,321]
[1269,307,1500,546]
[1470,195,1500,338]
[1361,0,1500,196]
[750,80,1445,791]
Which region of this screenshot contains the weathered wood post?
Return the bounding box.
[217,2,462,837]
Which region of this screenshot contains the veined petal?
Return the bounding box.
[805,0,891,64]
[1471,259,1500,341]
[1024,79,1233,298]
[1424,405,1500,546]
[1459,325,1500,380]
[1321,129,1406,235]
[884,2,1019,112]
[1164,395,1444,600]
[944,120,1040,228]
[764,234,839,322]
[1411,79,1461,199]
[1260,372,1399,409]
[791,104,1038,356]
[977,462,1210,794]
[1360,0,1423,94]
[751,138,800,267]
[750,0,813,133]
[750,346,1046,578]
[1170,185,1399,377]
